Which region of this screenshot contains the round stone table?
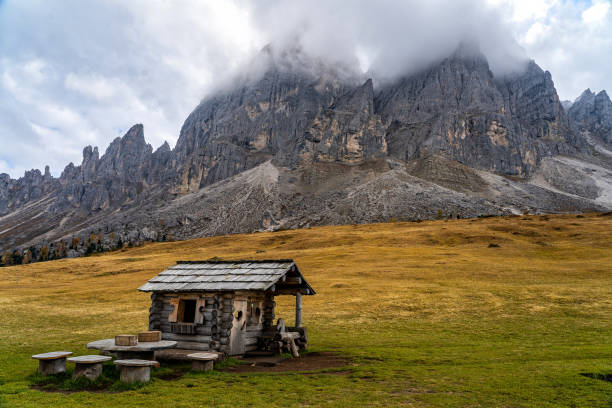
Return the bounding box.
[86,339,176,361]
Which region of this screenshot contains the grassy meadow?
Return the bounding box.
[0,213,611,407]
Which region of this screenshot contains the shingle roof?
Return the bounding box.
[138,260,315,294]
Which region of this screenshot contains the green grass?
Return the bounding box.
[0,213,611,406]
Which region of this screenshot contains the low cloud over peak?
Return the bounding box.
[248,0,529,82]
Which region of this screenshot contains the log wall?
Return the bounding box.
[148,291,276,354]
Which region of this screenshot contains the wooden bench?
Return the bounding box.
[67,355,112,380]
[32,351,73,375]
[187,352,218,371]
[114,359,159,383]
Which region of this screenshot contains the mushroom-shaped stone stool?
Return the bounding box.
[68,355,112,380]
[187,352,218,371]
[114,359,159,383]
[32,351,73,375]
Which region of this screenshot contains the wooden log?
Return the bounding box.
[244,337,258,346]
[138,331,161,342]
[295,293,302,327]
[119,366,151,383]
[115,335,137,346]
[195,325,217,336]
[162,333,212,342]
[244,332,262,339]
[287,337,299,358]
[37,358,68,375]
[218,328,231,337]
[162,332,212,343]
[275,332,300,341]
[173,341,210,351]
[192,359,214,371]
[73,362,103,380]
[276,318,285,333]
[286,327,308,348]
[203,311,217,321]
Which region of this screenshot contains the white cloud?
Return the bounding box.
[508,0,557,21]
[522,21,550,45]
[65,74,118,100]
[582,1,610,24]
[0,0,262,177]
[22,59,48,84]
[492,0,612,100]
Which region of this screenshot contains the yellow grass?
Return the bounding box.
[0,213,611,407]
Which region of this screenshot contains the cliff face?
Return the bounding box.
[376,48,580,176]
[171,48,387,193]
[54,124,159,213]
[1,45,611,260]
[569,89,612,145]
[0,166,57,216]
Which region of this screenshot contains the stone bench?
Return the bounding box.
[187,352,218,371]
[67,355,112,380]
[32,351,73,375]
[114,359,159,383]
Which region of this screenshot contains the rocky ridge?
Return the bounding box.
[1,44,611,264]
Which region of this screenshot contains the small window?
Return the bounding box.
[178,299,197,323]
[235,310,243,320]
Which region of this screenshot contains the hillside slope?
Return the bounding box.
[0,213,611,407]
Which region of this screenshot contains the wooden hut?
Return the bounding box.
[138,260,315,356]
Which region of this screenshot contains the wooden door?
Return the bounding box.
[229,299,248,356]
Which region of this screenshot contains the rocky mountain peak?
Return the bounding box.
[569,88,612,144]
[82,146,99,164]
[577,88,595,102]
[155,141,171,154]
[105,124,149,156]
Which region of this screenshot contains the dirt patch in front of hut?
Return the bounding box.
[219,352,351,374]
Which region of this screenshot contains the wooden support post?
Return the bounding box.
[295,293,302,328]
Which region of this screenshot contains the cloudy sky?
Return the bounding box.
[0,0,610,178]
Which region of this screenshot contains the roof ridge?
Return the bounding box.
[176,259,295,264]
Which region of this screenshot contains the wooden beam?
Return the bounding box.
[295,293,302,327]
[274,289,310,295]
